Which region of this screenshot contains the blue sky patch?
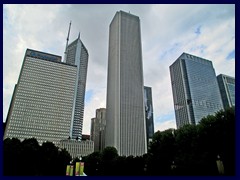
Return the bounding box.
[226,50,235,60]
[85,89,93,104]
[156,113,175,123]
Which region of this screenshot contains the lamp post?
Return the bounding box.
[216,155,224,175]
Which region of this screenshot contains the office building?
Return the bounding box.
[65,34,89,140]
[170,52,223,128]
[217,74,235,109]
[105,11,147,156]
[4,49,77,145]
[144,86,154,146]
[90,108,106,152]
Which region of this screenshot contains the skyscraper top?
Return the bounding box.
[172,52,212,67]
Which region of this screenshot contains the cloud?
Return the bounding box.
[3,4,235,136]
[155,119,176,132]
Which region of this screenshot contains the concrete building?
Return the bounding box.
[144,86,154,147]
[217,74,235,109]
[4,49,77,146]
[105,11,147,156]
[170,52,223,129]
[59,139,94,158]
[65,34,89,140]
[90,108,106,152]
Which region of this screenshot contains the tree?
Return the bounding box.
[3,138,22,175]
[101,146,118,175]
[148,129,176,175]
[3,138,72,176]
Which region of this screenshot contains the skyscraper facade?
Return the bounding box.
[170,52,223,129]
[105,11,147,156]
[90,108,106,152]
[217,74,235,109]
[4,49,77,145]
[65,34,89,140]
[144,86,154,146]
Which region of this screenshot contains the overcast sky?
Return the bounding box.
[3,4,235,135]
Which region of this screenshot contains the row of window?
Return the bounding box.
[27,57,77,72]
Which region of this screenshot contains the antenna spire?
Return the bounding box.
[64,21,72,63]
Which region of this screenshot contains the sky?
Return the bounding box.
[3,4,235,135]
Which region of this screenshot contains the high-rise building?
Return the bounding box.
[170,52,223,129]
[4,49,77,145]
[105,11,147,156]
[90,108,106,152]
[217,74,235,109]
[65,34,89,140]
[144,86,154,147]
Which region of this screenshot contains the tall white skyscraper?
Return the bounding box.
[65,34,89,140]
[170,53,223,129]
[4,49,77,145]
[105,11,147,156]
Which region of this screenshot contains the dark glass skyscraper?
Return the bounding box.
[217,74,235,109]
[170,53,223,128]
[65,34,89,140]
[105,11,147,156]
[144,86,154,146]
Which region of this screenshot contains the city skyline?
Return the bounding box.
[3,4,235,135]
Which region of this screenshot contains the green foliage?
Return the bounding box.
[3,107,235,176]
[81,108,235,176]
[3,138,71,176]
[102,146,118,161]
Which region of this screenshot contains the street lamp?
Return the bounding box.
[216,155,224,175]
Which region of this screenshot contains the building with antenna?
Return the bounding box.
[64,23,89,140]
[64,21,72,63]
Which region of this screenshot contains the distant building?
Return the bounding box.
[59,139,94,158]
[3,122,6,136]
[82,134,90,141]
[65,34,89,141]
[144,86,154,146]
[90,108,106,152]
[217,74,235,109]
[4,49,77,145]
[105,10,147,156]
[170,52,223,128]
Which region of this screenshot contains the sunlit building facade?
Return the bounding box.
[105,11,147,156]
[4,49,77,145]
